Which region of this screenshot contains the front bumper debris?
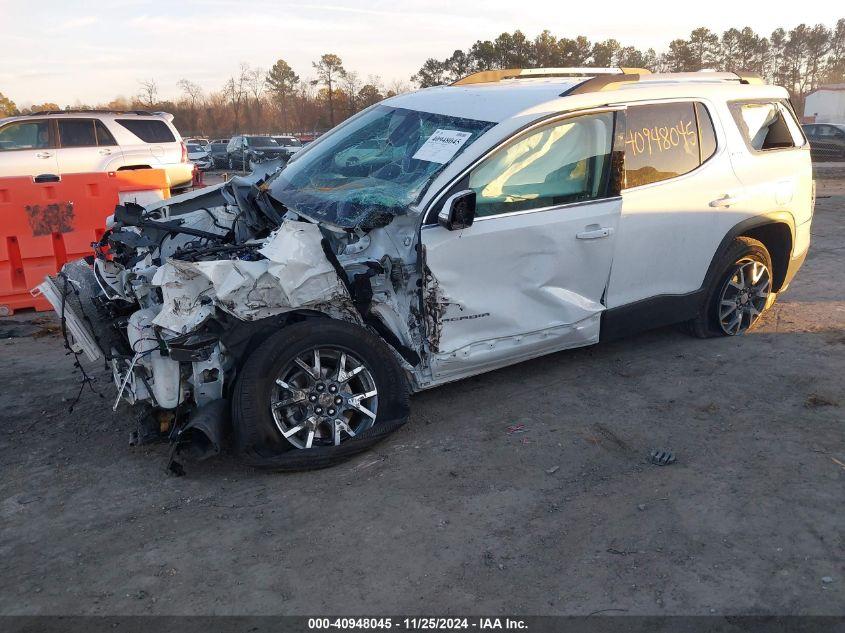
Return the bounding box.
[33,276,103,362]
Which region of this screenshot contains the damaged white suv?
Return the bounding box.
[38,68,813,471]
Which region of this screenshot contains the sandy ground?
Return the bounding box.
[0,192,843,616]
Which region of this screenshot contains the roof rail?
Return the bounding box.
[452,68,769,95]
[565,70,768,95]
[734,71,764,85]
[26,109,159,116]
[451,67,649,86]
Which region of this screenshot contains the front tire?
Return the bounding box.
[232,320,410,470]
[688,237,774,338]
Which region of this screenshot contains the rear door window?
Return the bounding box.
[115,119,176,143]
[58,119,97,147]
[623,102,704,188]
[730,100,805,151]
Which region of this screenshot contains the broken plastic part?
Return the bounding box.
[649,449,676,466]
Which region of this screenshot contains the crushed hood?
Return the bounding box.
[152,221,352,333]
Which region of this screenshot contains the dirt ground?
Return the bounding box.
[1,180,843,617]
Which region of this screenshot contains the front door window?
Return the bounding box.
[468,112,615,217]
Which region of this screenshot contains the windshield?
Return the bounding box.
[269,105,495,229]
[248,136,278,147]
[187,144,203,152]
[276,137,301,146]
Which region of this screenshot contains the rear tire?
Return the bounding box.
[232,319,410,471]
[687,237,774,338]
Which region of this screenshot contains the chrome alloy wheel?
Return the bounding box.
[718,258,771,335]
[270,347,379,449]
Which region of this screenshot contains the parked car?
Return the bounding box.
[210,138,230,144]
[184,138,210,150]
[40,69,813,471]
[0,110,193,187]
[271,135,303,160]
[226,135,290,170]
[209,142,229,169]
[186,143,213,171]
[802,123,845,160]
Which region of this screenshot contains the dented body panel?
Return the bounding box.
[421,196,621,383]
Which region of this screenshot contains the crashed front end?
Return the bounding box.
[37,171,425,469]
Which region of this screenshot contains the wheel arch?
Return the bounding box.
[218,309,418,374]
[708,213,794,293]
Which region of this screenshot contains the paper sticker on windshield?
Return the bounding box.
[412,129,473,164]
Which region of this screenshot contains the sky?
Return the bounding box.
[0,0,840,106]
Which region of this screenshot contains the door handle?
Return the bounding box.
[576,226,613,240]
[35,151,53,159]
[709,194,739,208]
[99,148,112,155]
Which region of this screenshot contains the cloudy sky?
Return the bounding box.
[0,0,838,106]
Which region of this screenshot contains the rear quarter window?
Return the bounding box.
[729,100,805,152]
[95,120,118,146]
[115,119,176,143]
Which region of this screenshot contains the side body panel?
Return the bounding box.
[422,197,621,383]
[725,104,813,270]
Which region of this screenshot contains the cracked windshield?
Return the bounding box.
[270,104,495,229]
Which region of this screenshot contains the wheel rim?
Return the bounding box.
[270,347,379,449]
[717,258,771,335]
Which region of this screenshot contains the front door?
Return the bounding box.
[421,110,622,383]
[0,118,59,178]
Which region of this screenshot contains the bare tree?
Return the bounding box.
[224,64,250,132]
[341,70,361,116]
[137,79,159,108]
[386,78,411,97]
[246,65,265,129]
[178,79,204,110]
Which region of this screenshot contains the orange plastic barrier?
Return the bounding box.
[0,170,171,315]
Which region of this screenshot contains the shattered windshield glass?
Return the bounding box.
[269,105,495,229]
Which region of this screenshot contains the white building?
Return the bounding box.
[804,84,845,123]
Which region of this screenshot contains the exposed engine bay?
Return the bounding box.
[37,170,428,471]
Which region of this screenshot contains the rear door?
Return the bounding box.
[0,118,59,178]
[56,118,124,174]
[422,110,622,382]
[605,100,740,309]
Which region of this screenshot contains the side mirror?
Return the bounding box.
[438,190,476,231]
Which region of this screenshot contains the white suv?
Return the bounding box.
[0,110,193,187]
[40,69,813,470]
